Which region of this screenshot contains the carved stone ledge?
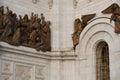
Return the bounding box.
[0,41,77,60]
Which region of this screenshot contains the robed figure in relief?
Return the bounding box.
[72,13,96,51]
[102,3,120,33]
[0,6,51,52]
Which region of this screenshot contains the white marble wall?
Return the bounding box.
[0,42,77,80]
[74,0,120,18]
[0,0,120,80]
[0,42,50,80]
[76,18,120,80]
[75,1,120,80]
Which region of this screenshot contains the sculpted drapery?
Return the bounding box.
[0,6,51,52]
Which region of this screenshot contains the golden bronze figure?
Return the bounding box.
[102,3,120,33]
[72,13,96,51]
[0,6,51,52]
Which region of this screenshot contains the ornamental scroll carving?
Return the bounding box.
[72,13,96,51]
[102,3,120,33]
[0,6,51,52]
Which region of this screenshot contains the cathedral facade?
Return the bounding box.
[0,0,120,80]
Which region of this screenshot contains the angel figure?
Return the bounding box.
[72,13,96,51]
[102,3,120,33]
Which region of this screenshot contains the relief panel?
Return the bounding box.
[35,66,45,80]
[0,6,51,52]
[15,64,33,80]
[1,60,13,75]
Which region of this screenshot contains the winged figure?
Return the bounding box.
[81,13,96,28]
[102,3,120,33]
[72,13,96,51]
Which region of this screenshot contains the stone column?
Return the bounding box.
[58,0,74,51]
[49,0,61,51]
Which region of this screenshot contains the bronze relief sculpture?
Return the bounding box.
[72,3,120,51]
[102,3,120,33]
[72,13,96,51]
[0,6,51,52]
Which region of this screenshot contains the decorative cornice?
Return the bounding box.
[0,42,77,60]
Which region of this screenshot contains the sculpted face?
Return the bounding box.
[75,18,80,25]
[113,3,119,9]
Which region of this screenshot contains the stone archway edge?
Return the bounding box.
[88,17,111,25]
[77,17,120,59]
[79,17,115,42]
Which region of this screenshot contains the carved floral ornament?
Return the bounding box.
[72,3,120,51]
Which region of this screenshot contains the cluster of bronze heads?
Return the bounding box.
[0,6,51,52]
[72,3,120,51]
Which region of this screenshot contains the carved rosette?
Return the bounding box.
[48,0,53,9]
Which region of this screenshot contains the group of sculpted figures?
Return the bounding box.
[0,6,51,52]
[0,3,119,52]
[72,13,96,50]
[72,3,120,51]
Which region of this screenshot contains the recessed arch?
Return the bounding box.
[76,17,120,56]
[76,17,120,80]
[96,41,110,80]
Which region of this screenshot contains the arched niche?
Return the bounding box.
[75,17,120,80]
[96,41,110,80]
